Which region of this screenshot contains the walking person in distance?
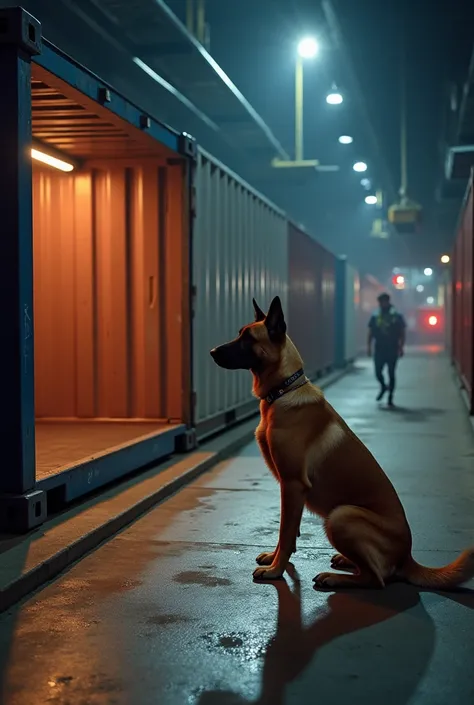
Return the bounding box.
[367,292,406,407]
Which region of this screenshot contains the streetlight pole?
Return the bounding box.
[271,36,339,172]
[295,55,304,162]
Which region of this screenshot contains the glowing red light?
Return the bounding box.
[428,315,438,326]
[392,274,405,289]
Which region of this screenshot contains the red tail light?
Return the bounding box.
[427,315,438,327]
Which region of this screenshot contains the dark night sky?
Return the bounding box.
[170,0,474,272]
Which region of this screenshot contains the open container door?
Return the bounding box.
[31,46,195,504]
[0,7,195,530]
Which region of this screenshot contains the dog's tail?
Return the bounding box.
[400,548,474,589]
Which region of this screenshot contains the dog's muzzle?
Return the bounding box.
[210,345,238,369]
[210,341,256,370]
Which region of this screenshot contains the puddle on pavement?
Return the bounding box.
[201,630,269,663]
[147,613,195,626]
[174,570,232,587]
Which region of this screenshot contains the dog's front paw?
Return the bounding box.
[312,572,337,589]
[256,551,276,566]
[253,565,284,581]
[330,553,356,571]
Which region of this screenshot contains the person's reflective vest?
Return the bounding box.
[374,306,400,335]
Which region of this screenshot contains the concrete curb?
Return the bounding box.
[0,366,348,613]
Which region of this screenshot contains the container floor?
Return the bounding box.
[35,421,170,480]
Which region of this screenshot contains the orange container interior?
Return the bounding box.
[31,64,190,481]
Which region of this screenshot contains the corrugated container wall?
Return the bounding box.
[288,223,336,378]
[33,161,190,424]
[335,257,360,367]
[192,150,288,437]
[452,175,474,410]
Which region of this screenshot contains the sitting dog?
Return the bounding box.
[210,296,474,589]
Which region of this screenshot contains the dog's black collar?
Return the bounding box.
[262,368,308,405]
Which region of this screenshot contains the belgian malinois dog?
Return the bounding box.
[210,296,474,589]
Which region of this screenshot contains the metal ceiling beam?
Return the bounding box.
[61,0,289,160]
[150,0,289,159]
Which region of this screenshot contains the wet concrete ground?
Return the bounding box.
[1,349,474,705]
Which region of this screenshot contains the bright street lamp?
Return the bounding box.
[365,195,377,205]
[295,37,319,162]
[353,161,368,173]
[297,37,319,59]
[424,267,433,276]
[338,135,353,144]
[440,254,450,264]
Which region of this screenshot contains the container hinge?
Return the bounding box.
[175,428,197,453]
[190,185,197,219]
[179,132,198,160]
[98,87,111,104]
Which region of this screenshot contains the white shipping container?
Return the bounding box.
[192,149,288,438]
[344,263,360,363]
[335,256,360,367]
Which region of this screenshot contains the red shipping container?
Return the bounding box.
[288,223,336,378]
[452,172,474,412]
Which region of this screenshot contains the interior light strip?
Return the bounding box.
[31,148,75,172]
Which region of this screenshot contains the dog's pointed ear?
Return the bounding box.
[265,296,286,342]
[252,298,266,322]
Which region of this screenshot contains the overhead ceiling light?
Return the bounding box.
[338,135,353,144]
[365,195,377,205]
[326,91,343,105]
[31,147,74,172]
[353,161,368,172]
[440,254,450,264]
[424,267,433,276]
